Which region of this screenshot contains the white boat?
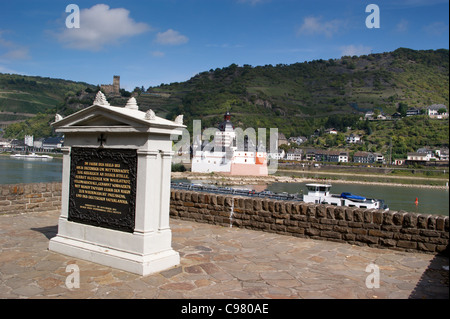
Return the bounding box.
[303,183,388,210]
[10,153,53,160]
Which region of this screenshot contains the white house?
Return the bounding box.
[364,111,374,120]
[42,137,64,150]
[269,149,285,160]
[24,135,34,147]
[346,134,361,144]
[0,139,11,148]
[427,104,448,119]
[286,149,303,161]
[407,152,429,161]
[338,152,349,163]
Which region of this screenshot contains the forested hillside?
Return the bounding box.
[149,48,449,137]
[1,48,448,153]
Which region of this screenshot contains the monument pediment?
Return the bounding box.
[53,93,184,134]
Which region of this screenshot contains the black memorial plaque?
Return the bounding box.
[69,147,138,233]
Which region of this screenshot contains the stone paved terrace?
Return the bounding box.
[0,209,448,300]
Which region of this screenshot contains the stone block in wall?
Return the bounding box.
[417,214,428,229]
[436,216,446,231]
[320,219,338,225]
[244,198,253,211]
[334,207,345,220]
[419,229,440,238]
[253,199,262,211]
[312,223,333,231]
[316,205,327,218]
[183,201,194,207]
[351,228,367,235]
[348,222,363,228]
[216,195,224,206]
[196,193,205,204]
[326,206,335,219]
[417,242,436,252]
[403,213,417,228]
[383,211,394,225]
[380,238,397,247]
[224,197,233,207]
[397,240,417,249]
[268,200,275,213]
[368,229,394,238]
[285,202,292,214]
[372,211,383,224]
[291,203,301,215]
[381,225,401,233]
[427,216,437,230]
[306,204,316,217]
[343,233,356,241]
[209,194,217,206]
[353,209,364,222]
[275,201,286,215]
[287,226,305,235]
[392,211,405,226]
[363,209,373,223]
[345,207,356,221]
[356,235,379,245]
[333,225,350,234]
[299,203,309,215]
[305,228,320,236]
[320,230,342,240]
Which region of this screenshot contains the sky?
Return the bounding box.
[0,0,449,90]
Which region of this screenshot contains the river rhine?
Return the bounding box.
[1,156,448,216]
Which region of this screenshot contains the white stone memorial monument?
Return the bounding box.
[49,92,184,276]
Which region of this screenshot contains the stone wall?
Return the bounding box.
[170,189,449,255]
[1,183,448,255]
[0,183,62,214]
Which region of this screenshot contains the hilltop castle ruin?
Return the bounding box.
[100,75,120,95]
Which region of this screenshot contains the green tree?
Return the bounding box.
[398,102,408,117]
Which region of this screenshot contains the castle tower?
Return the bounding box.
[113,76,120,94]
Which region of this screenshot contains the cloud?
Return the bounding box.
[340,45,372,57]
[155,29,189,45]
[206,43,244,49]
[297,16,345,38]
[0,31,31,62]
[55,4,151,51]
[423,21,449,36]
[151,51,165,57]
[395,19,409,33]
[0,65,18,74]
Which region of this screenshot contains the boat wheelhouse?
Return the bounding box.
[303,183,387,210]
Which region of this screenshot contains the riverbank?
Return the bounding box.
[171,171,449,190]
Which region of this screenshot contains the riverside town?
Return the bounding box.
[0,0,448,305]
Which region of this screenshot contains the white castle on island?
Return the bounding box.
[191,111,268,176]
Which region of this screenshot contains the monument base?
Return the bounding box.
[49,219,180,276]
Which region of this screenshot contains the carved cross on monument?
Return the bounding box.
[98,134,107,148]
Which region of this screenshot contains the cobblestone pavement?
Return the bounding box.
[0,210,448,299]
